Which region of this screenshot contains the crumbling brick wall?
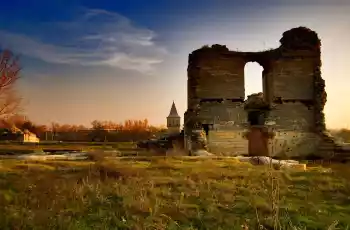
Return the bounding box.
[185,27,326,156]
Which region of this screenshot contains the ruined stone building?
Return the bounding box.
[167,101,181,134]
[184,27,335,158]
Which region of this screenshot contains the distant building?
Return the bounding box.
[18,130,40,143]
[167,101,181,134]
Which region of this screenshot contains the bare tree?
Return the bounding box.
[0,49,21,118]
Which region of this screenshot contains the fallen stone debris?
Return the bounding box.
[5,148,306,170]
[16,152,89,161]
[235,156,307,170]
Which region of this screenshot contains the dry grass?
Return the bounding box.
[0,157,349,229]
[0,142,136,154]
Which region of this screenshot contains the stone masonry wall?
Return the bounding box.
[199,101,248,155]
[187,45,246,109]
[185,27,325,157]
[271,57,315,100]
[186,47,248,155]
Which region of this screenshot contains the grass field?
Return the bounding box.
[0,141,137,155]
[0,155,350,229]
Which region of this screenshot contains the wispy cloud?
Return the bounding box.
[0,9,167,73]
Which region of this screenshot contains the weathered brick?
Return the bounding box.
[184,27,328,158]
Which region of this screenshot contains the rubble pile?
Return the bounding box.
[190,129,209,153]
[244,92,270,110]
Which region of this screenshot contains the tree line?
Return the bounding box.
[0,115,167,142]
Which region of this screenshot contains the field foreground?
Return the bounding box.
[0,157,350,230]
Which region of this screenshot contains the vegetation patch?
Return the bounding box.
[0,157,349,229]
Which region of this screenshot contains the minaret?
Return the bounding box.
[167,101,181,134]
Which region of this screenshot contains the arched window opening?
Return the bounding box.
[244,62,264,99]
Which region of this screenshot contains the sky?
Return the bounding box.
[0,0,349,129]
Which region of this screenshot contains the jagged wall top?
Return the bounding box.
[280,27,321,51]
[190,26,321,55]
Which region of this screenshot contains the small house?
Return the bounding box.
[18,129,40,143]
